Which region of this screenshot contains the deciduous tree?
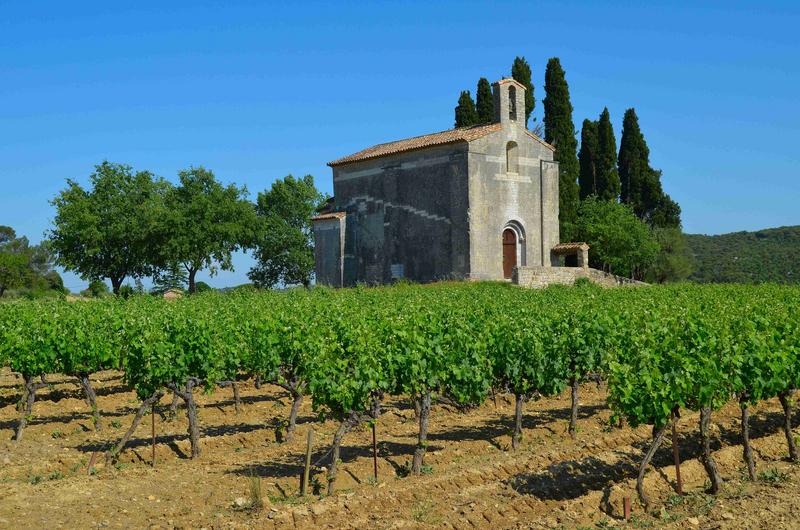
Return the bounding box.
[248,175,325,288]
[48,162,167,294]
[164,167,256,294]
[575,197,659,279]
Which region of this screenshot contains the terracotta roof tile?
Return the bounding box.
[328,123,503,167]
[552,242,590,254]
[311,212,346,221]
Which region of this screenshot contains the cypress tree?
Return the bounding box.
[618,108,681,227]
[596,107,621,201]
[454,90,478,128]
[618,108,646,209]
[543,58,580,240]
[578,119,599,200]
[511,57,535,126]
[476,78,494,124]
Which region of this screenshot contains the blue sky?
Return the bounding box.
[1,1,798,291]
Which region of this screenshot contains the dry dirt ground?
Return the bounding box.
[1,368,799,529]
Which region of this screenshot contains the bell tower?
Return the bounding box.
[492,78,526,127]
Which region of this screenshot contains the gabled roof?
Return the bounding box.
[328,123,502,167]
[328,122,555,167]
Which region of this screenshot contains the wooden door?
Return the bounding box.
[502,229,517,279]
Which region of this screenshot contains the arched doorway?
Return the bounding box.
[502,228,517,279]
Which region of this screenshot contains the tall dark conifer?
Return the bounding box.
[476,78,494,124]
[578,119,599,200]
[596,107,621,201]
[543,58,580,240]
[618,108,680,227]
[511,57,535,126]
[454,91,478,128]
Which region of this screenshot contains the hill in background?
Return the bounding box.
[686,226,800,284]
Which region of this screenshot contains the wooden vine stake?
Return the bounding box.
[623,496,631,521]
[671,410,682,494]
[301,428,313,496]
[372,421,378,483]
[151,404,156,468]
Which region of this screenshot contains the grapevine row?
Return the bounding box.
[0,282,798,504]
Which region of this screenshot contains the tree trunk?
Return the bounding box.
[412,390,432,474]
[286,390,304,443]
[512,392,525,451]
[187,269,197,294]
[778,390,798,462]
[107,391,163,462]
[78,373,101,430]
[699,406,723,493]
[15,375,47,442]
[110,276,123,296]
[412,395,421,419]
[254,375,262,389]
[637,421,669,509]
[569,373,579,440]
[740,399,756,481]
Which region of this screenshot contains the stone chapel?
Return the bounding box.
[312,78,563,286]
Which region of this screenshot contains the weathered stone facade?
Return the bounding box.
[314,78,560,286]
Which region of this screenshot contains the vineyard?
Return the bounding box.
[1,282,799,528]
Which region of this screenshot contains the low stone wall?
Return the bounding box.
[512,266,647,289]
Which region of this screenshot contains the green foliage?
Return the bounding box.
[475,78,494,124]
[0,227,64,298]
[48,162,169,294]
[578,119,599,200]
[81,279,110,298]
[543,58,580,241]
[618,109,680,228]
[646,227,694,283]
[248,175,325,289]
[511,56,535,126]
[194,281,212,293]
[595,108,621,201]
[152,263,188,294]
[686,226,800,284]
[575,197,659,279]
[454,91,478,128]
[163,166,257,293]
[2,281,799,484]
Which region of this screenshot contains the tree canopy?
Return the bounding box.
[248,175,325,288]
[49,162,168,294]
[575,197,659,279]
[163,167,256,293]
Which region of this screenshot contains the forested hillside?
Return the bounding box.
[686,226,800,284]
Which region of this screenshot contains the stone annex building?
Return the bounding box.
[312,78,590,287]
